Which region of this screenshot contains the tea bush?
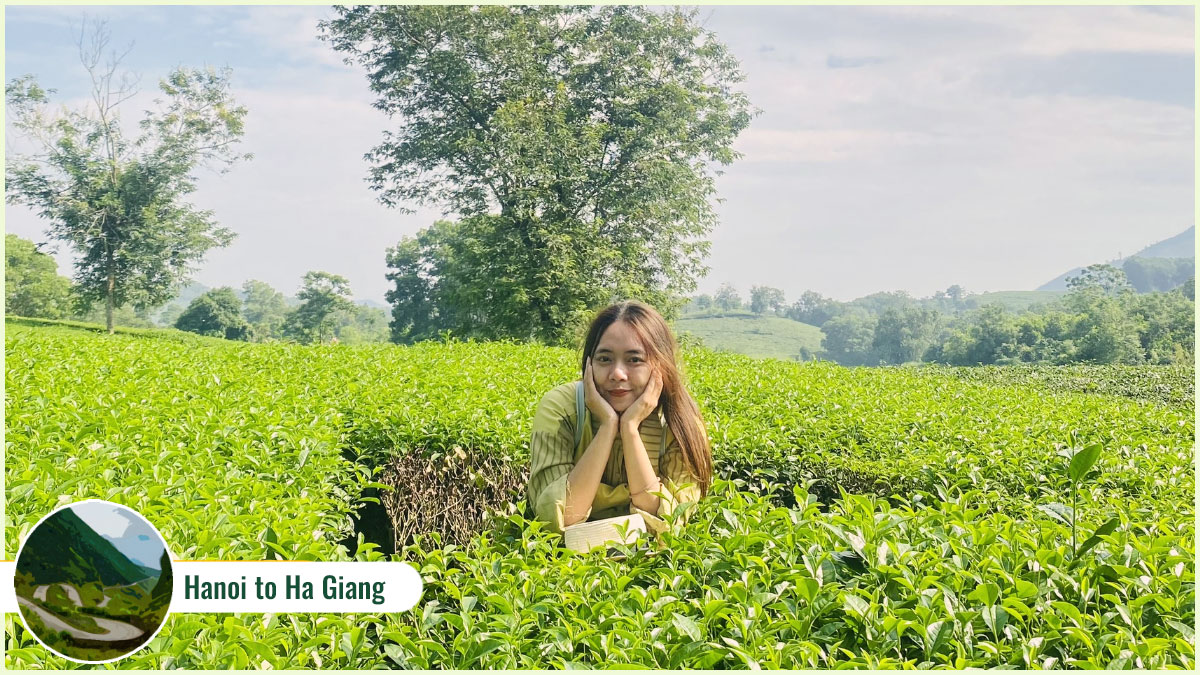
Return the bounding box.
[5,320,1193,668]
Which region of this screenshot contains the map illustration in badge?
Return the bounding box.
[14,500,173,663]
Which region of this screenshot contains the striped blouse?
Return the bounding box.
[528,381,703,534]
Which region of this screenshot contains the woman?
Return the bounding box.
[528,300,712,534]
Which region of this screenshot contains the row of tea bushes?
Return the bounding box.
[375,481,1192,668]
[936,363,1195,411]
[11,480,1188,669]
[681,350,1193,512]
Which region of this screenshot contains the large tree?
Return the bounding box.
[820,312,875,366]
[323,5,755,344]
[5,22,249,333]
[1066,264,1132,296]
[4,234,73,319]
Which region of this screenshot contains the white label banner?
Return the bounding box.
[3,560,421,614]
[171,561,423,613]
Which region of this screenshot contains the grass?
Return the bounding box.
[968,290,1067,311]
[4,315,232,345]
[674,311,823,360]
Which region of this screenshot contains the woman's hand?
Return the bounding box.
[621,369,663,431]
[584,358,619,427]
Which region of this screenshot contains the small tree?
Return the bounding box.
[1066,264,1133,296]
[714,283,742,311]
[334,304,390,344]
[4,234,73,318]
[787,290,841,326]
[749,285,786,315]
[241,279,290,341]
[820,313,875,366]
[283,271,354,344]
[174,287,249,340]
[5,21,249,333]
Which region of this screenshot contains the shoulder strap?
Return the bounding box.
[574,380,585,450]
[659,408,670,456]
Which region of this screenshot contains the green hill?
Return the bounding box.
[674,312,823,361]
[1135,226,1195,259]
[967,290,1067,311]
[17,508,148,588]
[1038,226,1194,291]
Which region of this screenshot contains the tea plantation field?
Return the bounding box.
[5,320,1194,668]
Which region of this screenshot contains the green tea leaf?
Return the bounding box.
[843,594,869,618]
[968,582,1001,606]
[1014,579,1039,600]
[981,605,1007,634]
[1068,443,1102,483]
[672,614,702,642]
[1038,502,1074,526]
[1071,517,1120,565]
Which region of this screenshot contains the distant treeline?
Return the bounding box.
[5,234,387,344]
[691,266,1195,366]
[1120,256,1195,293]
[10,228,1193,362]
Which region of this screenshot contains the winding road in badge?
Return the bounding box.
[14,500,173,663]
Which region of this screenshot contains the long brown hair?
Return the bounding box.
[581,301,713,497]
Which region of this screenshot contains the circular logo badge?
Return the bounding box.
[14,500,173,663]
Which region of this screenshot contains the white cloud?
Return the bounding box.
[734,127,931,164]
[230,5,350,71]
[181,81,442,302]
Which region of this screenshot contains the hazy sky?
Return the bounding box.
[69,501,164,571]
[4,4,1194,305]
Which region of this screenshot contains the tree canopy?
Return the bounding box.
[750,285,785,315]
[1066,264,1132,296]
[322,5,755,344]
[714,283,743,311]
[282,271,355,344]
[174,287,249,340]
[5,234,73,319]
[241,280,291,341]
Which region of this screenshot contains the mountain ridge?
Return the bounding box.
[1038,226,1194,291]
[17,508,151,587]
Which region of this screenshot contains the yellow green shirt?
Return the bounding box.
[528,381,702,534]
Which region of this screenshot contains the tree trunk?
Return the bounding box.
[106,248,115,334]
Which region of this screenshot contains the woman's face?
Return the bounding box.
[591,320,652,414]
